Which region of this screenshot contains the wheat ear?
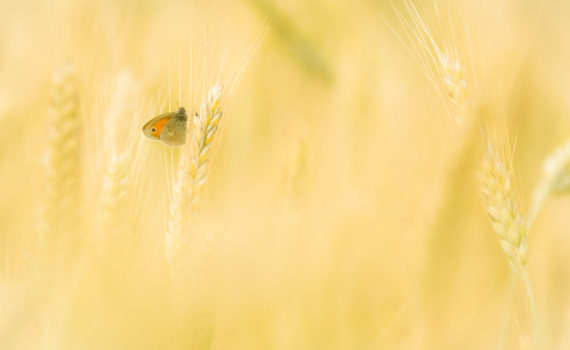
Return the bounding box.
[392,0,469,126]
[40,64,81,245]
[478,140,527,272]
[165,85,224,267]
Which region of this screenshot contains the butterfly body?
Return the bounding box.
[142,107,188,146]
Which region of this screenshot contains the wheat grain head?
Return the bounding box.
[165,85,224,268]
[478,138,527,272]
[99,152,130,242]
[391,0,469,127]
[40,63,81,248]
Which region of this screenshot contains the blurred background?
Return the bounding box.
[1,0,570,348]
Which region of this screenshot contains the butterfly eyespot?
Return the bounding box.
[151,128,156,132]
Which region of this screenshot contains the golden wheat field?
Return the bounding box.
[2,0,570,348]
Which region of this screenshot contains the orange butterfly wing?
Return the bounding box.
[143,108,187,143]
[142,112,175,139]
[148,117,171,137]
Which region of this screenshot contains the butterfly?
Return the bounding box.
[142,107,188,146]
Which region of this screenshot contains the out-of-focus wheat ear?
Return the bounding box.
[99,152,130,244]
[527,139,570,229]
[165,85,224,268]
[392,0,470,127]
[542,139,570,194]
[478,139,528,273]
[438,50,469,119]
[40,64,81,249]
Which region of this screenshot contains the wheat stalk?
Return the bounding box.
[165,85,224,268]
[40,64,81,247]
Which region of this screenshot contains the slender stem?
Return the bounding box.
[498,271,517,350]
[522,269,542,350]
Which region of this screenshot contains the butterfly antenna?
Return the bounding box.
[178,54,183,109]
[168,58,172,110]
[177,94,187,110]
